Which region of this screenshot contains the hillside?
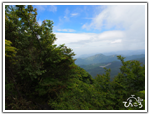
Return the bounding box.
[79,61,122,81]
[75,54,119,65]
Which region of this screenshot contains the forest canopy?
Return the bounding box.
[5,5,145,110]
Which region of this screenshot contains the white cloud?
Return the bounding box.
[111,39,122,44]
[68,29,75,32]
[34,5,57,12]
[48,5,57,12]
[82,5,145,31]
[71,13,78,17]
[35,5,47,11]
[57,29,67,32]
[54,33,93,45]
[81,5,145,56]
[97,31,124,40]
[64,8,70,21]
[54,31,124,45]
[64,16,68,20]
[65,8,70,15]
[57,29,75,32]
[53,29,144,57]
[82,5,145,41]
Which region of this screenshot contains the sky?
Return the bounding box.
[33,3,146,57]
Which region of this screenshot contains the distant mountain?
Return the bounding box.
[75,54,118,65]
[101,49,145,56]
[79,57,145,81]
[76,53,97,59]
[74,49,145,59]
[75,53,145,65]
[124,54,145,61]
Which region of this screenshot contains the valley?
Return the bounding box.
[99,63,111,68]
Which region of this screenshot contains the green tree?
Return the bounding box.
[111,55,145,110]
[76,66,94,84]
[5,39,17,58]
[5,5,77,110]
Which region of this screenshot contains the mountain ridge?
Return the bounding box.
[75,49,145,59]
[75,53,145,65]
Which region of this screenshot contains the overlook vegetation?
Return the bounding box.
[5,5,145,110]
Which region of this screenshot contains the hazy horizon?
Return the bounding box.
[74,49,145,58]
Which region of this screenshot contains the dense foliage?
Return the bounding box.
[5,5,145,110]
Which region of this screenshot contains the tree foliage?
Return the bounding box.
[5,5,76,110]
[5,5,145,110]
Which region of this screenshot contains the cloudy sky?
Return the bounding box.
[33,3,146,57]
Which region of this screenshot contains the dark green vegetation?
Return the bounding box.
[5,5,145,110]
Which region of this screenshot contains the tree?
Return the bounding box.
[111,55,145,110]
[5,5,77,110]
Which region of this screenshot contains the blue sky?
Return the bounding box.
[33,4,146,57]
[33,5,106,33]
